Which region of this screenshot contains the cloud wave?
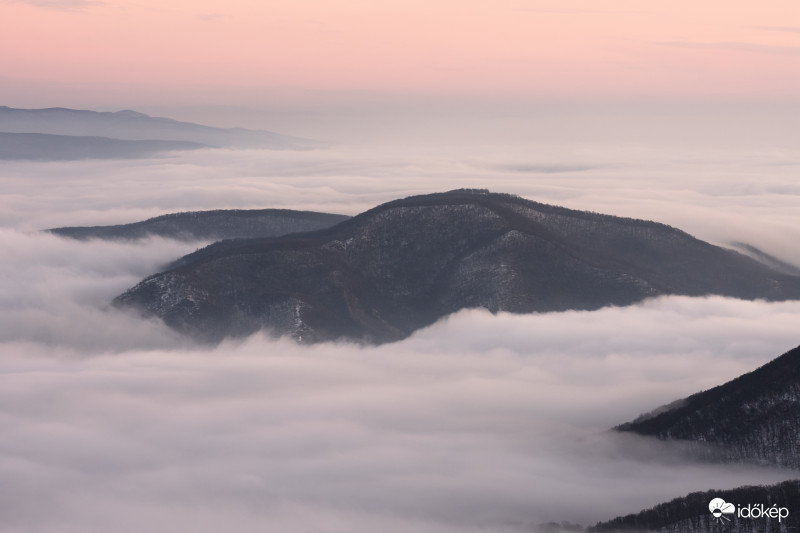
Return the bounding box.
[1,229,799,531]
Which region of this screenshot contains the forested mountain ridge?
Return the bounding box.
[48,209,350,242]
[617,345,800,468]
[591,480,800,532]
[114,189,800,344]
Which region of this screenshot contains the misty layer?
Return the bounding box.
[0,229,197,351]
[1,134,800,532]
[1,229,800,532]
[2,143,799,268]
[2,331,797,533]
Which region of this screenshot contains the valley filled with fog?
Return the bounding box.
[2,129,800,531]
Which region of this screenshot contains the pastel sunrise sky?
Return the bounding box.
[3,4,800,532]
[3,0,799,103]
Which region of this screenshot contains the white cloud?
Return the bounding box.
[1,314,797,532]
[2,138,799,265]
[1,123,799,531]
[1,229,799,531]
[0,229,199,351]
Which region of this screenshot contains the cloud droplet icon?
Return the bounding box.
[709,498,735,522]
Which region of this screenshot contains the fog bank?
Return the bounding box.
[2,138,798,265]
[1,230,799,532]
[1,113,799,531]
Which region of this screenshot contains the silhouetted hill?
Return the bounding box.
[0,132,207,160]
[591,480,800,532]
[114,189,800,344]
[0,106,316,151]
[617,345,800,468]
[48,209,350,242]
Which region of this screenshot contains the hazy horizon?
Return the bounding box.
[3,0,798,146]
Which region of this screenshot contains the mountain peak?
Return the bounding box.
[113,109,149,118]
[114,192,800,344]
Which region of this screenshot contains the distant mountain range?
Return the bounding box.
[48,209,350,242]
[0,132,207,161]
[617,344,800,468]
[0,106,316,160]
[113,189,800,344]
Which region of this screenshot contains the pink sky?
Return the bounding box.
[2,0,799,103]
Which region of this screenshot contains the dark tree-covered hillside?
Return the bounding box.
[48,209,350,242]
[617,345,800,468]
[114,189,800,344]
[592,480,800,532]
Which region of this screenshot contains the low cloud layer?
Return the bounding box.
[1,229,799,532]
[2,136,799,266]
[0,229,199,351]
[3,314,799,533]
[1,124,799,531]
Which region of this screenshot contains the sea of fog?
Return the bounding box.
[1,137,799,532]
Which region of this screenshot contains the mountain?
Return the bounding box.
[591,480,800,532]
[0,132,207,161]
[48,209,350,242]
[113,189,800,344]
[0,106,316,151]
[616,344,800,468]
